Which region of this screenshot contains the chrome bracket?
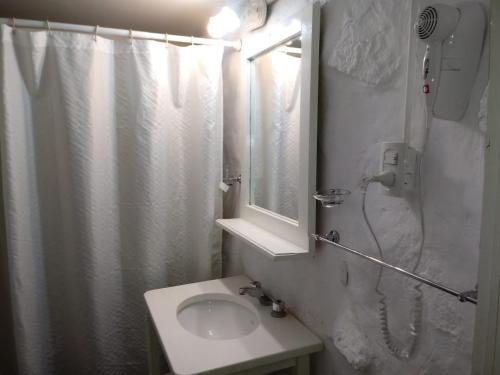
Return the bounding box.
[222,174,241,186]
[458,286,478,303]
[325,229,340,243]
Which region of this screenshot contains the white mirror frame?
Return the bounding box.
[217,3,320,260]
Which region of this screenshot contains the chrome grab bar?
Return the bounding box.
[312,233,478,305]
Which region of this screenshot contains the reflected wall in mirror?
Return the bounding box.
[249,36,302,221]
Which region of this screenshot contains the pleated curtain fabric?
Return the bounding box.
[0,24,223,375]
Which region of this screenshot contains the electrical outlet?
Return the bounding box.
[379,142,418,197]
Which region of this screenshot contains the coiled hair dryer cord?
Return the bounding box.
[361,181,424,359]
[361,107,429,359]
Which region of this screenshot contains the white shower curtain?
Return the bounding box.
[0,25,223,375]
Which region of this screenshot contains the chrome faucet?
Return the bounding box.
[240,281,273,306]
[239,281,286,317]
[239,281,266,299]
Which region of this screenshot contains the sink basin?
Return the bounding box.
[177,293,259,340]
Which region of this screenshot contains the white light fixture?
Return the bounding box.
[207,6,241,38]
[207,0,267,38]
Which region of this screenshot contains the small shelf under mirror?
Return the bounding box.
[216,218,309,260]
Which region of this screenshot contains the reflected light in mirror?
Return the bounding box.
[207,7,241,38]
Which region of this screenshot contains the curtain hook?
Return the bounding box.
[191,36,194,46]
[165,33,169,45]
[11,17,16,33]
[45,20,51,35]
[94,25,99,42]
[129,29,134,42]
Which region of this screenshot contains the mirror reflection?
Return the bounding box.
[249,36,302,221]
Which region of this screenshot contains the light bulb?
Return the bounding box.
[207,7,241,38]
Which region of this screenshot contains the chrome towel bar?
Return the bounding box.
[312,233,478,305]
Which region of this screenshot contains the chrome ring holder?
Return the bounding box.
[313,188,348,252]
[313,188,351,207]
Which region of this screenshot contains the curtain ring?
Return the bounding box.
[94,25,99,42]
[11,17,16,33]
[45,20,51,35]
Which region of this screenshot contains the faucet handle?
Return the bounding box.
[271,299,287,318]
[250,281,261,288]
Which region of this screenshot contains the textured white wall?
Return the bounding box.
[222,0,490,373]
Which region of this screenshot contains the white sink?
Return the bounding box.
[177,293,259,340]
[145,276,323,375]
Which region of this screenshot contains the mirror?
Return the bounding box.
[216,3,320,259]
[249,37,302,221]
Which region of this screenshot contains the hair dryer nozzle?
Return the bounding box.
[415,4,460,42]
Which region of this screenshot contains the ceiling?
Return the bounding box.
[0,0,225,37]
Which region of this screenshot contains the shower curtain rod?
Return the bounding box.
[312,233,478,305]
[0,18,241,50]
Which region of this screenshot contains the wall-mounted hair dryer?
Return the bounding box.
[415,2,486,121]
